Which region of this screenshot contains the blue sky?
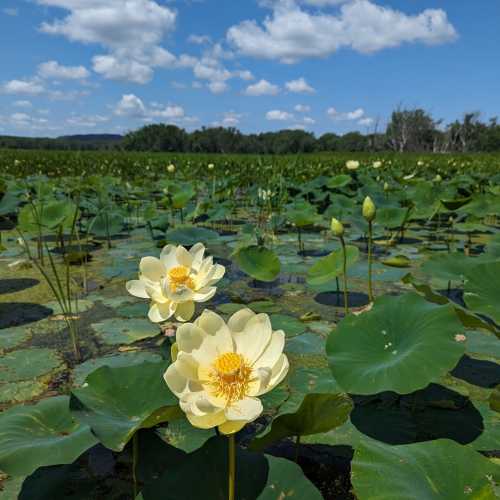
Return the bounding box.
[0,0,499,137]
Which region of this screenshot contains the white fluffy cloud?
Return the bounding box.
[244,79,280,96]
[13,100,33,108]
[38,60,90,80]
[285,77,315,93]
[37,0,177,83]
[228,0,457,63]
[213,111,244,127]
[358,117,374,126]
[294,104,311,113]
[66,114,109,127]
[327,107,365,120]
[2,79,45,95]
[266,109,294,121]
[114,94,187,122]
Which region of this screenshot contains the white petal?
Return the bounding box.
[145,283,168,303]
[165,284,194,303]
[218,420,246,435]
[160,244,178,270]
[260,354,289,395]
[164,363,189,397]
[233,314,272,363]
[148,302,175,323]
[125,280,149,299]
[139,256,165,282]
[191,335,220,366]
[175,353,199,381]
[186,410,226,430]
[253,331,285,370]
[192,287,217,303]
[247,367,272,397]
[176,246,193,268]
[175,301,195,322]
[176,324,206,353]
[225,397,263,422]
[195,310,224,336]
[205,264,225,286]
[189,243,206,271]
[227,308,255,333]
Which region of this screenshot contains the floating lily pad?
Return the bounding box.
[270,314,306,337]
[45,299,94,316]
[235,245,281,282]
[165,226,219,246]
[307,246,359,285]
[247,300,282,314]
[91,318,160,345]
[216,302,246,315]
[327,293,465,395]
[72,351,163,386]
[70,362,180,451]
[118,302,150,319]
[463,261,500,324]
[0,396,98,476]
[381,255,412,268]
[0,326,31,350]
[286,332,326,355]
[352,438,498,499]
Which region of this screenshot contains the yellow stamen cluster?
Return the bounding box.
[211,353,252,404]
[168,266,195,292]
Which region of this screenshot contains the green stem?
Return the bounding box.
[133,432,139,499]
[340,236,349,315]
[228,434,236,500]
[367,221,374,303]
[294,435,301,463]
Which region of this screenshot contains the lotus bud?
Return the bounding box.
[362,196,376,222]
[167,164,175,173]
[331,218,345,237]
[372,161,382,169]
[434,174,442,183]
[346,160,359,171]
[384,182,389,192]
[208,163,215,171]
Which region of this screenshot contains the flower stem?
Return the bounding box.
[367,221,374,303]
[132,432,139,499]
[340,236,349,315]
[228,434,236,500]
[294,435,301,463]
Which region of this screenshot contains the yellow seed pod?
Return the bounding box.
[363,196,376,222]
[331,218,345,237]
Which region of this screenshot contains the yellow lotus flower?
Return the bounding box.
[164,309,289,434]
[167,164,176,173]
[126,243,225,323]
[346,160,359,171]
[372,161,382,169]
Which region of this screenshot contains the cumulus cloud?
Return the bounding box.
[13,100,33,108]
[213,111,244,127]
[244,79,280,96]
[294,104,311,113]
[38,60,90,80]
[115,94,147,117]
[327,107,365,120]
[2,79,45,95]
[358,117,374,126]
[228,0,457,63]
[114,94,188,123]
[285,77,315,93]
[188,34,212,45]
[66,114,109,127]
[37,0,177,83]
[9,112,49,129]
[266,109,294,121]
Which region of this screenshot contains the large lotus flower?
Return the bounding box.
[164,309,289,434]
[346,160,360,171]
[126,243,225,323]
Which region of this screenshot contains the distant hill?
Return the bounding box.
[0,134,123,151]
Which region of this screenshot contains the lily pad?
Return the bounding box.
[165,226,219,246]
[463,261,500,324]
[72,351,163,386]
[286,333,326,355]
[91,318,160,345]
[70,361,180,451]
[270,314,306,337]
[352,438,498,499]
[381,255,412,268]
[160,418,216,454]
[235,245,281,282]
[0,326,31,350]
[0,396,98,476]
[327,293,465,395]
[307,245,359,285]
[45,299,94,316]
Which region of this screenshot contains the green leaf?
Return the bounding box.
[307,245,359,285]
[90,318,160,345]
[0,396,97,476]
[327,293,465,395]
[327,174,352,189]
[136,436,321,500]
[420,253,479,283]
[352,438,498,500]
[70,362,181,451]
[165,225,219,246]
[490,386,500,413]
[463,261,500,324]
[381,254,412,268]
[251,393,352,451]
[235,245,281,282]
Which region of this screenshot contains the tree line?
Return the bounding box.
[2,108,500,153]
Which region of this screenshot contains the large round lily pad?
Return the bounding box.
[72,351,163,386]
[235,245,281,282]
[327,293,465,395]
[70,361,180,451]
[91,318,160,345]
[352,438,498,499]
[463,261,500,324]
[0,396,98,476]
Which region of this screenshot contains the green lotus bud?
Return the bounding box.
[384,182,389,192]
[362,196,376,222]
[435,174,442,183]
[331,218,344,237]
